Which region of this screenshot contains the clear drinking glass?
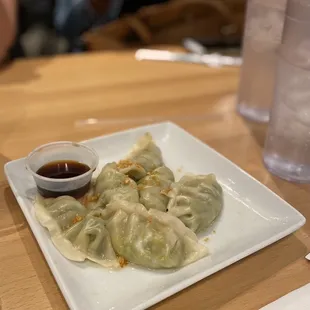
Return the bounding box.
[286,0,310,21]
[281,3,310,69]
[263,53,310,182]
[237,0,287,123]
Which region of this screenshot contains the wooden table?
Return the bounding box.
[0,50,309,310]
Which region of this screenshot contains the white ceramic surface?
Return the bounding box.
[260,283,310,310]
[4,122,306,310]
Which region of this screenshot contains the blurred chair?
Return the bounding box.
[83,0,245,51]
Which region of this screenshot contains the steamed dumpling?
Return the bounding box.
[35,195,119,267]
[94,163,139,207]
[138,166,175,212]
[93,200,208,269]
[33,132,223,271]
[167,174,223,233]
[116,159,146,181]
[61,213,118,267]
[95,162,135,193]
[126,133,163,173]
[35,195,88,235]
[107,133,162,182]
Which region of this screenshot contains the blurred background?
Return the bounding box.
[3,0,246,61]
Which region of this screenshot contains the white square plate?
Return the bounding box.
[5,122,306,310]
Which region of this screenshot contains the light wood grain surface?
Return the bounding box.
[0,50,309,310]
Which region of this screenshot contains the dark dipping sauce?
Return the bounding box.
[36,160,91,198]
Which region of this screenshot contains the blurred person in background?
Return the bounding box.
[0,0,16,63]
[5,0,168,60]
[2,1,243,62]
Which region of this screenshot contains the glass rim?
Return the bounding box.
[25,141,99,183]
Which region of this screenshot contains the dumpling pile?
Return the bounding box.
[35,133,223,270]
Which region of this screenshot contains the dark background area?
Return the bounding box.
[10,0,245,59]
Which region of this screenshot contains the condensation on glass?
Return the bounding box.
[263,0,310,182]
[237,0,287,123]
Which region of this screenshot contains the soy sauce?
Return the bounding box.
[37,160,90,179]
[36,160,91,198]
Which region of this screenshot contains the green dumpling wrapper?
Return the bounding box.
[167,174,223,233]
